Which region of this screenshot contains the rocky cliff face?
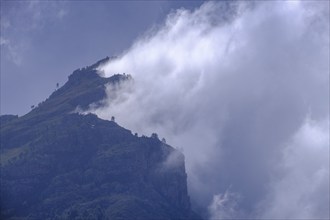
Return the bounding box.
[0,58,200,219]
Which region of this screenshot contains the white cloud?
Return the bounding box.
[162,147,184,170]
[90,1,329,218]
[208,189,242,219]
[258,118,329,219]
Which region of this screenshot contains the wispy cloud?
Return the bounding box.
[258,117,329,219]
[208,189,242,219]
[89,1,329,218]
[57,9,68,20]
[0,37,24,65]
[0,37,9,46]
[1,1,69,65]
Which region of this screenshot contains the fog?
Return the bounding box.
[87,1,329,218]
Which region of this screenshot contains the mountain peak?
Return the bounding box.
[1,58,201,219]
[24,58,131,121]
[67,56,112,83]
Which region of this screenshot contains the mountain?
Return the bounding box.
[0,58,201,219]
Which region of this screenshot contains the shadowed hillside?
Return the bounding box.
[0,58,201,220]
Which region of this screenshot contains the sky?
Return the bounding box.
[1,1,329,219]
[0,0,203,115]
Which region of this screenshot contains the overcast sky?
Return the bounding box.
[0,0,203,115]
[1,1,329,219]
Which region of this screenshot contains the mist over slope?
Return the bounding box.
[89,1,329,218]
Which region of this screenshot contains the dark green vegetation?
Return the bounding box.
[0,58,200,219]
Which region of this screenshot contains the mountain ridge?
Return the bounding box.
[0,58,201,219]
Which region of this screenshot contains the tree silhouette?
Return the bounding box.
[151,133,158,139]
[111,116,115,122]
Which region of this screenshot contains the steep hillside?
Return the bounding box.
[0,58,201,219]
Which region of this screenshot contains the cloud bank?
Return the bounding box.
[90,1,329,218]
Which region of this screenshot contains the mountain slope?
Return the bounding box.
[0,58,201,219]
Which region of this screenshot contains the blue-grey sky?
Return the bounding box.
[0,0,203,115]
